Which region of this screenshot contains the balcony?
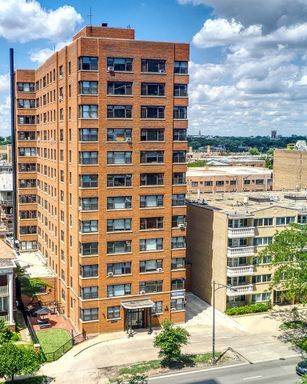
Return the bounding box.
[227,246,255,258]
[227,266,254,277]
[0,285,8,297]
[226,284,253,296]
[228,227,255,238]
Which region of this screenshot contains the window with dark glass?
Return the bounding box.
[174,61,188,74]
[171,236,186,249]
[79,105,98,118]
[140,173,164,186]
[107,174,132,187]
[107,306,120,319]
[172,215,186,228]
[80,197,98,211]
[107,196,132,210]
[78,81,98,94]
[107,262,131,275]
[107,151,132,165]
[141,106,164,119]
[140,151,164,164]
[80,308,98,321]
[19,179,36,188]
[107,284,131,297]
[81,286,98,299]
[173,151,186,163]
[140,128,164,141]
[173,106,187,119]
[140,217,163,230]
[18,147,36,156]
[171,258,185,270]
[79,56,98,71]
[18,163,36,172]
[79,128,98,141]
[107,57,132,72]
[17,115,35,125]
[173,172,186,185]
[80,242,98,256]
[140,259,163,273]
[79,151,98,165]
[79,220,98,233]
[171,298,185,311]
[153,301,163,314]
[140,195,163,208]
[17,82,35,92]
[19,225,37,234]
[174,84,188,97]
[107,128,132,142]
[107,240,132,254]
[18,131,36,140]
[141,83,165,96]
[171,278,185,290]
[140,238,163,251]
[141,59,166,73]
[173,129,187,141]
[17,99,35,109]
[80,264,98,278]
[107,81,132,95]
[107,105,132,119]
[172,194,186,206]
[80,174,98,188]
[107,218,132,232]
[140,280,163,293]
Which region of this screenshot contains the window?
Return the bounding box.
[59,65,63,79]
[276,216,295,225]
[172,215,186,228]
[141,129,164,141]
[228,238,248,247]
[107,105,132,119]
[107,284,131,297]
[141,83,165,96]
[80,308,98,321]
[17,115,35,124]
[80,264,98,278]
[216,181,225,186]
[79,128,98,141]
[254,218,273,227]
[174,61,188,74]
[18,163,36,172]
[107,57,132,72]
[19,195,36,204]
[173,172,186,185]
[79,151,98,165]
[17,82,35,92]
[253,255,272,265]
[140,260,162,273]
[172,194,186,206]
[107,218,132,232]
[107,196,132,210]
[107,306,121,319]
[107,174,132,187]
[140,217,163,230]
[18,131,36,140]
[80,242,98,256]
[172,236,186,249]
[80,220,98,233]
[174,84,188,97]
[79,81,98,94]
[141,106,164,119]
[107,81,132,95]
[298,215,307,224]
[152,301,163,314]
[107,151,132,165]
[173,106,187,119]
[80,174,98,188]
[81,286,98,300]
[173,129,187,141]
[171,298,185,311]
[80,197,98,211]
[107,128,132,142]
[244,180,251,185]
[140,238,163,251]
[228,219,248,228]
[171,258,185,270]
[19,225,37,234]
[140,173,164,186]
[173,151,186,163]
[141,59,166,73]
[140,195,164,208]
[79,105,98,119]
[252,293,271,303]
[171,279,185,290]
[79,56,98,71]
[19,179,36,188]
[255,179,264,185]
[252,274,271,284]
[253,237,273,246]
[107,262,131,275]
[140,151,164,164]
[140,280,163,293]
[107,240,132,254]
[18,147,36,156]
[230,180,237,186]
[17,99,35,109]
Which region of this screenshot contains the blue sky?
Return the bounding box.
[1,0,307,137]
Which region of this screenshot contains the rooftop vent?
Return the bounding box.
[284,194,307,201]
[248,196,272,203]
[101,22,108,27]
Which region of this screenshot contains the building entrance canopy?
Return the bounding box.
[121,299,154,310]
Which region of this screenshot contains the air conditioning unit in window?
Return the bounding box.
[140,290,146,295]
[159,69,165,73]
[59,74,63,80]
[107,272,114,277]
[126,137,132,143]
[171,307,176,312]
[59,96,63,102]
[107,66,114,72]
[178,223,186,230]
[157,268,163,272]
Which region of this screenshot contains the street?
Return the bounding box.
[149,357,301,384]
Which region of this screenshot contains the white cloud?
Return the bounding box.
[30,41,71,64]
[0,97,10,136]
[0,74,10,93]
[0,0,83,43]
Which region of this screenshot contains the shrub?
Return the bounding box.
[225,303,270,316]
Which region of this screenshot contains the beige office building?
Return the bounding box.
[187,191,307,312]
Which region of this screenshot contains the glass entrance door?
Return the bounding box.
[130,309,145,329]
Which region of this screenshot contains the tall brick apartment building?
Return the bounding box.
[14,25,189,334]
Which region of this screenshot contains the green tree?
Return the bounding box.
[249,147,260,155]
[259,224,307,302]
[188,159,207,167]
[16,265,49,299]
[154,320,190,366]
[0,343,41,382]
[0,319,14,344]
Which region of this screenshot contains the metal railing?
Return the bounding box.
[43,333,85,362]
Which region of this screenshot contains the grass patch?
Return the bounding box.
[4,377,46,384]
[36,329,72,361]
[119,360,161,376]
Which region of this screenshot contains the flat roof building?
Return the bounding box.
[187,191,307,312]
[15,24,189,334]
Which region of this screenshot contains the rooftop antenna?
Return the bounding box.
[87,7,93,30]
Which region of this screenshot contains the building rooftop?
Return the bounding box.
[188,190,307,216]
[187,166,272,177]
[16,251,56,278]
[0,173,12,192]
[0,240,16,269]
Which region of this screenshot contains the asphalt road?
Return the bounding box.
[149,357,301,384]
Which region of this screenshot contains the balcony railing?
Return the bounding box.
[0,285,8,297]
[0,314,9,322]
[227,246,255,258]
[226,284,253,296]
[228,227,255,238]
[227,266,254,277]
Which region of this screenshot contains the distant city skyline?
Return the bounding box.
[1,0,307,136]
